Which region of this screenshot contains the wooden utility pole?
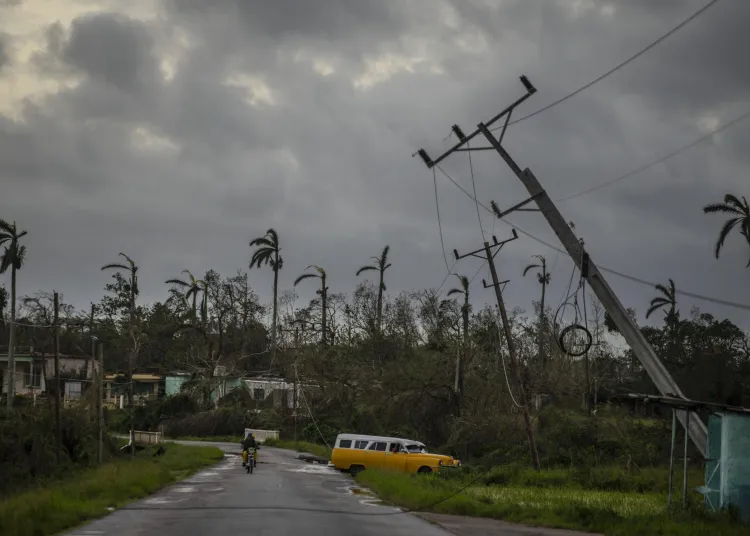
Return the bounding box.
[97,342,104,464]
[89,304,96,377]
[450,232,541,470]
[53,291,61,463]
[415,75,707,458]
[291,324,301,442]
[483,240,540,470]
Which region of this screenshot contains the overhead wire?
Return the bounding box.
[295,364,332,451]
[490,0,723,130]
[466,139,485,239]
[432,167,455,275]
[431,164,750,312]
[556,107,750,202]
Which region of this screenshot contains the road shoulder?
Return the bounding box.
[418,513,602,536]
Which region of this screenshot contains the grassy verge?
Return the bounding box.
[0,443,224,536]
[263,438,331,459]
[357,469,746,536]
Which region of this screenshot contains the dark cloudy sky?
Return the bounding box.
[1,0,749,330]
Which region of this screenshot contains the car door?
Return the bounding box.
[384,442,407,472]
[366,441,388,468]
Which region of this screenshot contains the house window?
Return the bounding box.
[25,367,42,388]
[65,381,82,400]
[253,388,265,401]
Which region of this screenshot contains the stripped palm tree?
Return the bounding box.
[294,265,328,346]
[703,194,750,266]
[101,253,138,457]
[249,229,282,360]
[447,274,470,413]
[166,270,205,326]
[356,245,391,333]
[646,278,680,362]
[0,219,28,409]
[523,255,550,365]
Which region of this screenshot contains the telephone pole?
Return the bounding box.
[452,232,541,470]
[415,75,707,457]
[53,291,61,463]
[97,342,104,464]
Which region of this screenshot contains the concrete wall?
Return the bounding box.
[244,428,280,443]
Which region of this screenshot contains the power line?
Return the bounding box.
[491,0,723,130]
[557,107,750,202]
[432,167,456,275]
[466,140,485,239]
[431,165,750,312]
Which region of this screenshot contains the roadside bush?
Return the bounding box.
[0,406,120,496]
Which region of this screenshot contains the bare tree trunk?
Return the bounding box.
[321,278,328,346]
[6,265,17,409]
[376,272,383,334]
[54,292,61,463]
[539,274,546,365]
[271,265,279,361]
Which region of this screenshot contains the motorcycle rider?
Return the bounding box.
[241,433,258,466]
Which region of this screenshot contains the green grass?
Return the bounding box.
[263,438,331,459]
[0,443,224,536]
[357,469,746,536]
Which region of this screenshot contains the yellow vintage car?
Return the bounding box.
[330,433,461,475]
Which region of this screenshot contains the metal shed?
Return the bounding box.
[619,393,750,523]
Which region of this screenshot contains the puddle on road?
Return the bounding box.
[144,496,188,505]
[289,464,338,475]
[173,486,198,493]
[343,485,398,510]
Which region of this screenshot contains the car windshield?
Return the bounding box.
[405,444,427,453]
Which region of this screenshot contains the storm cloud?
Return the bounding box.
[1,0,749,330]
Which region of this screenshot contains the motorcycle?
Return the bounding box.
[241,446,259,474]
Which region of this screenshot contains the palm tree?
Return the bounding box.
[523,255,550,365]
[703,194,750,266]
[166,270,204,326]
[646,279,677,322]
[249,229,282,360]
[356,245,391,333]
[646,279,681,364]
[294,265,328,346]
[447,274,470,413]
[0,219,28,409]
[101,253,138,456]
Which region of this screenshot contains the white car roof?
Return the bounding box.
[335,433,425,446]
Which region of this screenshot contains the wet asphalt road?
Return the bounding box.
[64,442,452,536]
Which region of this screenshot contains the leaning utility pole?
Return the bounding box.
[415,75,707,457]
[452,231,541,470]
[53,291,61,463]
